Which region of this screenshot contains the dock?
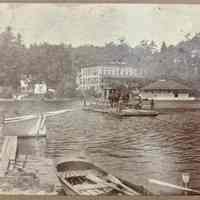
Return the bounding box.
[0,136,17,176]
[0,135,61,194]
[0,109,75,194]
[3,115,47,138]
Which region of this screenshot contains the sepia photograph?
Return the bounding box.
[0,3,199,197]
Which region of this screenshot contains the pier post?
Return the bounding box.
[0,111,5,129]
[182,173,190,195]
[83,98,86,106]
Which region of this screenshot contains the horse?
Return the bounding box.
[108,91,114,108]
[122,92,129,106]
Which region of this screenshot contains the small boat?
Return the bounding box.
[56,158,151,196]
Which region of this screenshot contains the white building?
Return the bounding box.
[77,64,145,92]
[20,79,29,92]
[20,75,32,94]
[34,82,47,95]
[140,80,194,100]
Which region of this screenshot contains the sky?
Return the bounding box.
[0,4,200,47]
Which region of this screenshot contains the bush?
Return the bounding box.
[0,87,14,98]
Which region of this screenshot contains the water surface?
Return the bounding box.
[1,100,200,195]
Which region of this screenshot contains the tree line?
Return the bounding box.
[1,26,200,97]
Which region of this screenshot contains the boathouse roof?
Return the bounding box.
[141,80,192,91]
[81,62,133,68]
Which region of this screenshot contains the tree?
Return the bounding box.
[161,41,167,53]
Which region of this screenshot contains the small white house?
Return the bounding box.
[20,79,28,90]
[20,79,32,94]
[34,82,47,95]
[140,80,194,100]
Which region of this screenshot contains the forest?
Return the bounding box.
[1,26,200,97]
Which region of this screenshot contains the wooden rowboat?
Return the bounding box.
[56,158,151,196]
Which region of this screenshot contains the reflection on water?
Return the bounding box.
[1,100,200,195]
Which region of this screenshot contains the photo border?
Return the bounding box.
[0,1,199,200]
[0,0,200,3]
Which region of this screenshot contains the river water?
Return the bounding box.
[1,99,200,195]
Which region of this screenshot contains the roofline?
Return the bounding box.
[141,80,193,91]
[142,88,192,91]
[81,63,135,68]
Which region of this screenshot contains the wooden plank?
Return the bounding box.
[9,136,17,160]
[31,115,46,137]
[0,136,18,176]
[19,155,61,186]
[20,115,46,137]
[34,115,42,136]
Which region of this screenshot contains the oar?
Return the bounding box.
[148,178,200,194]
[107,174,139,195]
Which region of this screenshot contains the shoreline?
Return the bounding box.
[1,98,200,112]
[0,97,79,102]
[84,99,200,114]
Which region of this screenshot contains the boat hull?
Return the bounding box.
[55,158,151,196]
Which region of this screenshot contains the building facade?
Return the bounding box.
[20,74,33,94]
[140,80,194,100]
[77,64,145,92]
[34,81,47,95]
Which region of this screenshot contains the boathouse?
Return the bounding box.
[140,80,194,100]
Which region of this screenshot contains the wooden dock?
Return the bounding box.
[16,154,60,186]
[0,110,77,194]
[2,154,62,194]
[0,134,61,194]
[0,136,17,176]
[3,115,47,138]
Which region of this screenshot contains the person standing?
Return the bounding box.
[150,98,154,110]
[108,91,113,108]
[118,95,123,112]
[81,92,87,106]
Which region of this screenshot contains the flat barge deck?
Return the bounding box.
[83,106,159,117]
